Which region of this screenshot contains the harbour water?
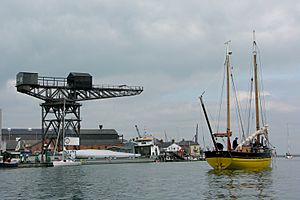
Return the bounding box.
[1,157,299,199]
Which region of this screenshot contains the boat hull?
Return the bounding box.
[285,155,293,159]
[206,156,232,170]
[205,151,272,170]
[0,162,18,168]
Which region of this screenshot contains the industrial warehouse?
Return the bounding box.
[1,127,124,153]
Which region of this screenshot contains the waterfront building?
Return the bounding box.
[178,139,201,158]
[1,128,123,153]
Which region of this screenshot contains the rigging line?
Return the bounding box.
[197,101,206,149]
[198,108,206,150]
[216,59,226,134]
[244,53,254,138]
[230,51,245,139]
[230,71,245,139]
[256,44,268,126]
[247,77,254,137]
[216,44,232,134]
[253,42,267,128]
[201,63,227,99]
[265,136,276,149]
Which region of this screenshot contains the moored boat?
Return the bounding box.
[133,137,160,160]
[132,125,160,160]
[200,32,274,170]
[0,161,18,168]
[285,152,293,159]
[285,124,293,159]
[0,155,19,168]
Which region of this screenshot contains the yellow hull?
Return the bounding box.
[228,157,271,170]
[206,156,272,171]
[206,157,232,170]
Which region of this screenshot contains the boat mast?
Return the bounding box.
[287,124,291,154]
[225,40,232,151]
[253,31,260,143]
[195,124,198,144]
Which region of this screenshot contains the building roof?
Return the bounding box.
[1,128,118,135]
[1,128,42,135]
[157,141,173,149]
[79,129,118,135]
[178,140,199,146]
[68,72,92,77]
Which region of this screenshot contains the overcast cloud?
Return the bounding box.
[1,1,300,154]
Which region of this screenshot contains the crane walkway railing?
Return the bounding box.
[37,76,143,91]
[38,76,67,87]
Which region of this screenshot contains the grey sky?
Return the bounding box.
[1,1,300,154]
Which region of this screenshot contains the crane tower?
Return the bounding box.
[16,72,143,162]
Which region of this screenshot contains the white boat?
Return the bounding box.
[285,153,293,159]
[134,137,160,159]
[285,124,293,159]
[130,126,160,160]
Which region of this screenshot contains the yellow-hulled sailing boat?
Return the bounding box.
[200,32,274,170]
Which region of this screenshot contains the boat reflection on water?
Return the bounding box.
[204,169,274,199]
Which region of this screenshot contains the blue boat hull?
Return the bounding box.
[0,162,18,168]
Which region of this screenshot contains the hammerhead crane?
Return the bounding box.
[16,72,143,162]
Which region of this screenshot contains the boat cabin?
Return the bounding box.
[133,137,160,158]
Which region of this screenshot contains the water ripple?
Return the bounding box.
[0,158,299,199]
